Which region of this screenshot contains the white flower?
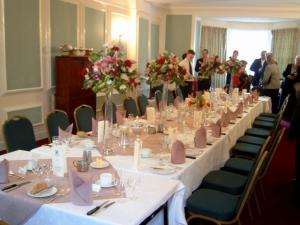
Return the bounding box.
[121,73,129,81]
[93,65,98,72]
[128,68,133,73]
[106,80,112,85]
[120,84,127,90]
[84,75,89,80]
[121,66,126,72]
[169,64,173,69]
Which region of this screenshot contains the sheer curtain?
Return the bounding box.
[271,28,300,73]
[201,26,227,61]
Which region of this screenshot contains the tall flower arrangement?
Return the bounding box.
[147,51,186,86]
[224,59,242,75]
[83,44,140,95]
[201,55,226,78]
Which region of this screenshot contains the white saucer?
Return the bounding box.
[90,161,110,169]
[97,180,118,188]
[150,166,176,175]
[27,186,57,198]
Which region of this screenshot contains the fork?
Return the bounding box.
[44,188,70,204]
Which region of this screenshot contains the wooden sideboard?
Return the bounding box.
[55,56,96,127]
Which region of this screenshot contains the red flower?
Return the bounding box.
[112,46,119,51]
[158,57,165,65]
[124,60,132,68]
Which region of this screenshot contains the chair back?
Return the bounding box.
[259,128,285,179]
[102,101,117,124]
[235,151,268,217]
[155,90,162,109]
[46,110,70,141]
[124,97,140,117]
[167,90,175,105]
[279,94,290,116]
[3,116,36,152]
[74,104,95,132]
[137,95,149,116]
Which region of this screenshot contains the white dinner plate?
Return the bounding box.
[150,166,176,175]
[90,161,110,169]
[27,186,57,198]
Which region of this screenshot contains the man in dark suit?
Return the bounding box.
[195,49,210,91]
[250,50,267,87]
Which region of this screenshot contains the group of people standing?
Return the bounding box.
[177,48,300,116]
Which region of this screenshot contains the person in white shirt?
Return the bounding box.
[179,49,195,98]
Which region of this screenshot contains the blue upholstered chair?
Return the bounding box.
[124,97,140,117]
[46,109,70,141]
[74,104,95,132]
[137,95,149,116]
[3,116,37,152]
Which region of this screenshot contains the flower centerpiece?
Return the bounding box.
[83,44,140,95]
[224,59,242,75]
[147,51,186,87]
[185,93,210,109]
[201,55,226,78]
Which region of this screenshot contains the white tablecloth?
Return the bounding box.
[0,150,183,225]
[4,97,271,225]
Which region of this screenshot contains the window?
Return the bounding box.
[226,29,272,74]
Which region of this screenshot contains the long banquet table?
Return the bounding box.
[1,97,271,225]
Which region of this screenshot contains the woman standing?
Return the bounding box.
[262,53,281,113]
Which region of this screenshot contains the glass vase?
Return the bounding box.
[102,92,114,155]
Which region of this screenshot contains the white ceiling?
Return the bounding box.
[146,0,300,7]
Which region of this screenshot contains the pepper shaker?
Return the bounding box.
[87,151,92,164]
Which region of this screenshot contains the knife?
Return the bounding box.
[2,181,31,192]
[86,200,109,216]
[101,201,115,211]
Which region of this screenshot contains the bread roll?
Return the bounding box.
[31,182,48,194]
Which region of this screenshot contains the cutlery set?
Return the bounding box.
[86,200,115,216]
[1,181,31,192]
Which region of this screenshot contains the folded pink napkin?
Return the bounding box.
[248,95,254,104]
[58,123,73,139]
[69,170,93,206]
[237,102,243,115]
[211,119,222,138]
[252,90,259,101]
[244,97,249,108]
[194,127,207,148]
[171,140,185,164]
[0,159,9,184]
[221,112,230,127]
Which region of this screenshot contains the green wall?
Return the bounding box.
[85,7,106,51]
[194,20,201,60]
[151,23,159,59]
[51,0,77,86]
[138,18,149,73]
[7,106,43,125]
[4,0,41,90]
[165,15,192,57]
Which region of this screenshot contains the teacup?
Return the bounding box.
[73,160,89,172]
[141,148,152,158]
[100,173,113,186]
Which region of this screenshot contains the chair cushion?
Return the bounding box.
[222,158,254,175]
[253,120,275,130]
[255,116,276,122]
[201,170,248,195]
[245,128,271,138]
[238,135,266,146]
[259,113,278,118]
[186,188,239,221]
[232,143,261,157]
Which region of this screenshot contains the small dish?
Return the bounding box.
[90,161,110,169]
[27,186,57,198]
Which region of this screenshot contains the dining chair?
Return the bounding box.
[74,104,95,132]
[102,101,117,124]
[155,90,162,109]
[3,116,37,152]
[124,97,140,117]
[186,151,268,225]
[137,95,149,116]
[46,109,70,142]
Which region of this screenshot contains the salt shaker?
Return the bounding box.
[87,151,92,165]
[82,150,88,163]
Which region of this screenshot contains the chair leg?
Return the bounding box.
[254,190,262,216]
[246,202,254,220]
[237,218,242,225]
[259,180,266,200]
